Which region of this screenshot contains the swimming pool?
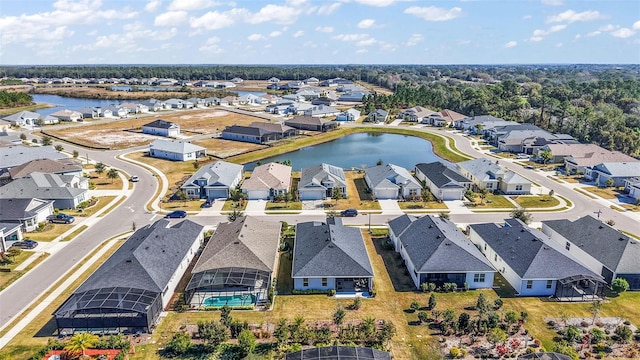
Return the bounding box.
[203,294,255,307]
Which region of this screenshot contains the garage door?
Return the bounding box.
[206,188,228,199]
[375,188,398,200]
[299,190,324,200]
[246,190,269,200]
[440,189,462,201]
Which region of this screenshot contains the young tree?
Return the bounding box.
[590,300,602,325]
[198,320,229,349]
[605,178,615,188]
[227,209,244,222]
[611,277,630,293]
[273,318,289,346]
[478,188,488,205]
[331,186,344,204]
[41,135,53,146]
[487,327,507,347]
[164,332,192,356]
[511,208,532,224]
[94,162,106,176]
[72,150,79,158]
[333,307,346,326]
[428,293,437,310]
[64,333,99,358]
[538,150,552,164]
[20,133,27,141]
[237,329,256,355]
[417,311,429,324]
[421,188,433,203]
[614,325,633,343]
[220,304,232,327]
[55,144,64,152]
[193,160,200,170]
[410,301,420,312]
[106,168,119,183]
[475,293,490,314]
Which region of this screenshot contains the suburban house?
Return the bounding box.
[78,107,100,119]
[563,147,638,175]
[292,217,374,294]
[284,116,338,132]
[304,77,319,85]
[181,160,244,200]
[2,111,41,127]
[142,119,180,137]
[439,109,469,127]
[388,215,495,290]
[0,172,88,209]
[454,115,513,133]
[624,177,640,202]
[414,162,472,201]
[241,162,292,200]
[50,110,82,122]
[303,105,341,118]
[542,216,640,290]
[248,122,298,139]
[400,106,437,123]
[584,162,640,187]
[335,108,361,122]
[185,217,280,308]
[40,115,60,125]
[148,139,206,162]
[0,145,67,172]
[0,198,53,233]
[534,143,606,164]
[141,99,167,111]
[0,223,23,252]
[221,125,281,144]
[469,219,606,299]
[366,109,388,123]
[5,158,82,183]
[54,219,204,334]
[457,158,532,194]
[496,127,576,154]
[338,92,368,102]
[298,163,347,200]
[364,163,422,200]
[104,104,128,118]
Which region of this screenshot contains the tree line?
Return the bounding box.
[0,91,32,108]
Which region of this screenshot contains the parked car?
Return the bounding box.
[47,214,75,224]
[341,208,358,217]
[11,239,38,249]
[201,199,213,208]
[130,175,140,182]
[165,210,187,218]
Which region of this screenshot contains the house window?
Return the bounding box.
[565,242,571,251]
[546,280,553,289]
[322,278,328,287]
[486,183,493,189]
[409,189,418,197]
[526,280,533,289]
[474,273,486,283]
[303,278,309,287]
[515,185,523,191]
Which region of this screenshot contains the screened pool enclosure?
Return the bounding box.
[185,267,271,308]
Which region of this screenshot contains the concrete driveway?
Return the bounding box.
[378,199,403,214]
[245,200,266,215]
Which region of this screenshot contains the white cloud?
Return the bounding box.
[317,2,341,15]
[357,37,377,46]
[145,0,162,12]
[189,10,238,30]
[541,0,563,6]
[611,28,635,38]
[293,30,304,38]
[406,33,423,46]
[599,24,617,32]
[315,26,334,33]
[270,31,282,37]
[529,24,566,41]
[354,0,395,7]
[199,36,224,53]
[404,6,462,22]
[154,11,188,26]
[333,33,370,41]
[245,4,302,25]
[586,31,601,37]
[574,34,581,39]
[504,41,517,48]
[286,0,307,6]
[556,42,563,47]
[633,20,640,30]
[522,15,532,20]
[168,0,217,11]
[358,19,376,29]
[356,49,368,54]
[547,10,604,23]
[248,33,266,41]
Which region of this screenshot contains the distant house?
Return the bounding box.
[469,219,606,299]
[141,99,167,111]
[268,77,280,83]
[2,111,41,127]
[50,110,82,122]
[439,109,469,127]
[401,106,437,123]
[230,77,244,83]
[414,162,471,201]
[293,217,373,294]
[534,143,603,164]
[185,216,280,308]
[181,161,243,200]
[584,162,640,187]
[149,139,206,162]
[303,105,340,118]
[241,162,292,200]
[304,77,319,84]
[454,115,512,132]
[40,115,60,125]
[563,147,638,174]
[249,121,298,139]
[54,219,204,334]
[388,214,495,289]
[335,108,361,122]
[104,104,128,118]
[457,158,532,195]
[542,216,640,290]
[624,177,640,202]
[364,163,422,200]
[221,125,280,144]
[284,116,338,132]
[366,109,388,123]
[0,145,67,172]
[7,158,82,179]
[298,163,347,200]
[0,172,88,209]
[337,92,368,102]
[142,119,180,137]
[0,198,54,232]
[78,107,100,119]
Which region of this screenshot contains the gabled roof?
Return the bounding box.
[182,160,243,189]
[470,219,601,280]
[457,158,505,182]
[249,121,296,134]
[285,116,335,126]
[143,119,178,129]
[192,217,280,273]
[222,125,275,137]
[0,198,53,220]
[299,163,347,190]
[439,109,469,122]
[8,158,81,179]
[0,145,67,169]
[293,217,373,278]
[365,164,421,190]
[0,172,86,200]
[542,216,640,274]
[565,148,638,167]
[2,110,40,122]
[415,162,471,188]
[150,139,205,154]
[389,215,494,273]
[590,162,640,177]
[50,109,81,118]
[75,219,203,293]
[242,162,292,191]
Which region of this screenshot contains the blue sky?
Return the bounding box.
[0,0,638,65]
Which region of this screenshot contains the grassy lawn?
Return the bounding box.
[23,223,73,242]
[265,201,302,210]
[469,193,515,208]
[222,199,247,211]
[620,203,640,212]
[160,199,203,212]
[0,251,49,291]
[87,169,124,190]
[583,186,622,199]
[59,196,117,217]
[0,103,52,117]
[191,137,267,159]
[398,201,448,210]
[512,195,560,208]
[61,225,88,242]
[574,188,597,199]
[324,171,381,210]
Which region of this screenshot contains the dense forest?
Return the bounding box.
[0,91,33,109]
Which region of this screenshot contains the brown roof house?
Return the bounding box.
[241,162,292,200]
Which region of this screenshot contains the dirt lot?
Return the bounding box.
[191,138,266,158]
[44,109,268,149]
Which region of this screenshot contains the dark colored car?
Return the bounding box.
[341,208,358,217]
[11,239,38,249]
[165,210,187,218]
[201,199,213,208]
[47,213,75,224]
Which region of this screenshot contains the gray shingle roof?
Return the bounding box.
[293,218,373,278]
[192,217,280,273]
[365,164,421,191]
[76,219,203,293]
[181,160,243,189]
[8,158,81,179]
[0,198,53,220]
[389,214,494,273]
[542,216,640,274]
[415,162,471,188]
[0,172,87,200]
[590,162,640,177]
[0,145,67,170]
[143,119,177,129]
[149,139,206,154]
[299,163,346,191]
[222,125,275,137]
[470,219,600,280]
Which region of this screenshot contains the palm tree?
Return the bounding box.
[94,162,106,176]
[65,333,99,358]
[106,168,119,183]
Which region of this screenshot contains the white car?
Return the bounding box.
[130,175,140,182]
